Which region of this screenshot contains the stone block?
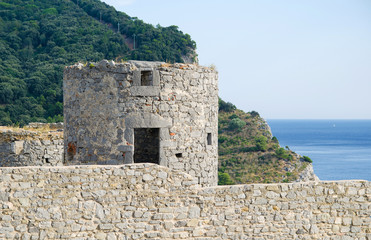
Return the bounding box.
[266,191,280,199]
[143,174,154,181]
[130,86,160,97]
[0,191,9,201]
[188,206,200,218]
[117,145,133,152]
[10,141,24,154]
[98,224,114,230]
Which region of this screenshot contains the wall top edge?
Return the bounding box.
[0,163,368,187]
[64,59,216,72]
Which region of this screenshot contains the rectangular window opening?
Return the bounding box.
[141,71,153,86]
[134,128,159,164]
[175,153,182,158]
[207,133,212,145]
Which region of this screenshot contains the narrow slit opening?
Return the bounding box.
[207,133,212,145]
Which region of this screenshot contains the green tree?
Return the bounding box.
[275,147,290,159]
[255,136,268,151]
[219,98,236,112]
[228,118,246,131]
[218,172,234,185]
[303,156,313,163]
[0,111,12,125]
[250,111,260,117]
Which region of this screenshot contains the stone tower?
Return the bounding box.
[63,60,218,186]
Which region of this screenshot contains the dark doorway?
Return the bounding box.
[134,128,160,164]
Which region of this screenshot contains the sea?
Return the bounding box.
[267,119,371,181]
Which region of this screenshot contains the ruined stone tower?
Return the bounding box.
[63,60,218,186]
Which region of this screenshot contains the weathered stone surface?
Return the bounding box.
[0,124,64,167]
[0,164,369,240]
[64,61,218,187]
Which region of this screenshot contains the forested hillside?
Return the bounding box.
[0,0,196,125]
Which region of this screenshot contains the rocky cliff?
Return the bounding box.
[218,99,319,184]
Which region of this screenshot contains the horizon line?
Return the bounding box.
[266,118,371,120]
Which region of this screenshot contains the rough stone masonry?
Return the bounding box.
[0,123,64,167]
[0,164,369,239]
[63,60,218,187]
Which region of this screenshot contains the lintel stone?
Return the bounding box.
[130,86,160,96]
[125,113,172,128]
[117,145,134,152]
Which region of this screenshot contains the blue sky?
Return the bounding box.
[102,0,371,119]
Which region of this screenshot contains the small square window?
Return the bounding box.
[207,133,212,145]
[141,71,153,86]
[175,153,183,158]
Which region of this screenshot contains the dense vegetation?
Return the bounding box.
[0,0,196,125]
[217,99,310,184]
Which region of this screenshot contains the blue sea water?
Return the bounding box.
[267,120,371,181]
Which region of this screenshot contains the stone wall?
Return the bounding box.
[0,164,369,239]
[64,60,219,186]
[0,125,64,167]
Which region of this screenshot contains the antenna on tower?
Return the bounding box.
[117,22,120,33]
[100,12,102,22]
